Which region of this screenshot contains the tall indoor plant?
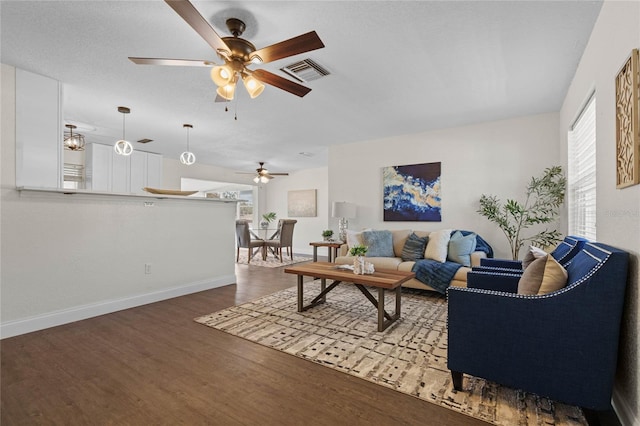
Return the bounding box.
[477,166,566,260]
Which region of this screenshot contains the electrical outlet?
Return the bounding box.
[145,263,152,274]
[144,201,155,207]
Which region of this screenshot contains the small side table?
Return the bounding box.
[309,241,344,263]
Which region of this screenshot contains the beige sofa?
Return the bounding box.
[334,229,487,292]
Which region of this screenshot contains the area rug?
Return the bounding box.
[195,285,587,426]
[235,254,312,268]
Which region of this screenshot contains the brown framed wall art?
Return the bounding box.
[615,48,640,189]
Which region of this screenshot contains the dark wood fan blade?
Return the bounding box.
[252,69,311,97]
[252,31,324,64]
[268,173,289,176]
[165,0,230,54]
[129,57,215,67]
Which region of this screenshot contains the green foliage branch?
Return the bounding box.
[477,166,566,260]
[349,244,368,257]
[262,212,277,223]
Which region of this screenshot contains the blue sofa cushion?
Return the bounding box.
[400,232,428,261]
[447,231,477,266]
[361,230,394,257]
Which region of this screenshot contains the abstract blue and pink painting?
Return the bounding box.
[383,162,441,221]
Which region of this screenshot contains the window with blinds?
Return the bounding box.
[567,95,596,240]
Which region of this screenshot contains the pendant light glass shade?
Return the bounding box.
[210,65,234,86]
[217,81,236,101]
[179,124,195,165]
[114,106,133,156]
[242,75,265,99]
[64,124,86,151]
[114,139,133,156]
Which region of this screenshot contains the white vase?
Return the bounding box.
[354,256,365,275]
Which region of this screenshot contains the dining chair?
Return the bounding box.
[265,219,297,262]
[235,220,265,263]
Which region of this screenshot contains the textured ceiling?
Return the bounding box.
[1,1,602,176]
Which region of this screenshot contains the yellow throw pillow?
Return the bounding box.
[517,255,568,295]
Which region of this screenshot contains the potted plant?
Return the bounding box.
[477,166,566,260]
[260,212,276,229]
[349,244,368,257]
[321,229,334,241]
[349,244,368,274]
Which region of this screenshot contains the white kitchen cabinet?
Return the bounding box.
[85,143,112,191]
[129,151,147,194]
[15,68,62,188]
[86,143,162,193]
[146,152,163,189]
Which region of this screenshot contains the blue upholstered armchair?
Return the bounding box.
[447,242,629,421]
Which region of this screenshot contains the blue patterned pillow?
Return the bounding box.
[401,232,429,261]
[361,230,394,257]
[447,231,477,266]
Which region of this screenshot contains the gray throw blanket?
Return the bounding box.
[411,260,462,294]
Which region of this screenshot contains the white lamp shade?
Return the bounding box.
[332,201,356,219]
[210,65,234,86]
[217,82,236,100]
[242,75,265,98]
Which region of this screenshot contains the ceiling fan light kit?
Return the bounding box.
[179,123,196,165]
[63,124,86,151]
[210,64,234,86]
[241,162,289,184]
[130,0,325,101]
[114,106,133,156]
[242,74,265,99]
[216,76,237,101]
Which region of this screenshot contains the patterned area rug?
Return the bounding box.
[195,285,586,426]
[235,253,312,267]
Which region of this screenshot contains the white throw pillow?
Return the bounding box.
[424,229,452,262]
[345,228,370,256]
[522,245,548,269]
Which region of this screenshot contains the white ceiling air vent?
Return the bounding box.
[280,59,330,83]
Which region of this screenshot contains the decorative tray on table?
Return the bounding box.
[143,187,198,196]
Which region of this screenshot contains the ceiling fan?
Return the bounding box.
[129,0,325,100]
[238,162,289,183]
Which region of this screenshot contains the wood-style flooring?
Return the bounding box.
[0,257,615,425]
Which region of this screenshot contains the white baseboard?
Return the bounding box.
[0,275,236,339]
[613,384,640,426]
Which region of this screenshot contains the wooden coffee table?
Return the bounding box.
[284,262,415,331]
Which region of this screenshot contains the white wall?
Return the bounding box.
[559,1,640,424]
[262,167,329,256]
[1,64,237,338]
[328,112,561,260]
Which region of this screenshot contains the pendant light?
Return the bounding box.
[179,124,196,165]
[114,106,133,156]
[63,124,86,151]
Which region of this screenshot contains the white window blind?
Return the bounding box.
[567,95,596,241]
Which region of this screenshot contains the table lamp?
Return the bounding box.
[332,201,357,242]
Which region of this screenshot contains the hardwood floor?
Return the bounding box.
[0,258,613,425]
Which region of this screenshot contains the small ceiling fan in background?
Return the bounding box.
[129,0,325,100]
[238,162,289,183]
